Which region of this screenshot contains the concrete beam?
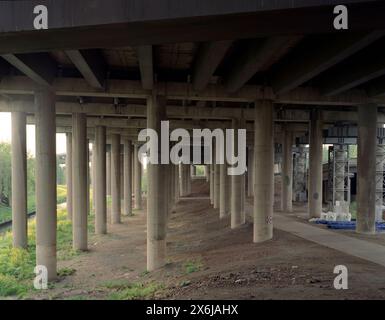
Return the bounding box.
[0,76,383,105]
[321,40,385,96]
[271,31,385,94]
[225,36,301,93]
[1,54,56,87]
[65,50,106,89]
[136,46,153,90]
[192,41,232,91]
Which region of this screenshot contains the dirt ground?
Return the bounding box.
[31,179,385,300]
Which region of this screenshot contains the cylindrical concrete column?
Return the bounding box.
[147,94,167,271]
[123,139,133,216]
[66,133,73,220]
[281,129,293,212]
[376,144,385,221]
[247,147,254,197]
[134,144,142,210]
[72,113,88,251]
[210,163,214,205]
[214,164,220,209]
[11,111,27,248]
[308,110,323,218]
[357,104,377,234]
[254,100,274,243]
[111,134,121,224]
[91,143,97,213]
[231,118,245,228]
[106,148,111,196]
[219,161,230,219]
[95,126,107,234]
[35,89,57,280]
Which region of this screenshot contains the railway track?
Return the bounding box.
[0,212,36,233]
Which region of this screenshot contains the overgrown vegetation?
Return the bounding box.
[0,208,93,298]
[99,279,163,300]
[183,259,203,274]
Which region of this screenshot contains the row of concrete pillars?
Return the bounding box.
[8,89,380,281]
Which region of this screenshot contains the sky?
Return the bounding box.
[0,112,67,157]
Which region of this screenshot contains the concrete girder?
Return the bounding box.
[1,54,56,87]
[136,46,154,90]
[192,41,233,91]
[1,76,385,106]
[225,36,302,93]
[271,31,385,94]
[65,49,106,89]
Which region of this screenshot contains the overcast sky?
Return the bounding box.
[0,112,67,157]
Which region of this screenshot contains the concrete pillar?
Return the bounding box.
[231,118,245,228]
[106,148,111,196]
[376,144,385,221]
[308,110,323,218]
[111,134,121,224]
[281,129,293,212]
[205,165,210,182]
[11,111,27,248]
[219,160,230,219]
[247,147,254,197]
[210,163,214,205]
[175,165,179,203]
[72,113,88,251]
[120,153,124,200]
[65,133,73,220]
[86,139,90,216]
[147,94,167,271]
[95,126,107,234]
[254,100,274,243]
[123,139,133,216]
[134,144,142,210]
[35,89,57,280]
[91,142,97,213]
[357,104,377,234]
[214,164,220,209]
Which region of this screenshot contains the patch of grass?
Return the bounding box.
[140,270,149,277]
[64,295,88,300]
[106,282,162,300]
[179,280,191,287]
[57,268,76,277]
[0,206,93,297]
[183,259,203,274]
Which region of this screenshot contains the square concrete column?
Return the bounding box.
[72,113,88,251]
[11,111,27,248]
[95,126,107,234]
[147,94,167,271]
[35,89,57,281]
[106,147,111,196]
[281,128,293,212]
[308,110,323,218]
[357,103,377,234]
[231,118,245,228]
[123,138,133,216]
[111,134,121,224]
[134,144,142,210]
[247,147,254,197]
[254,100,274,243]
[65,132,73,220]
